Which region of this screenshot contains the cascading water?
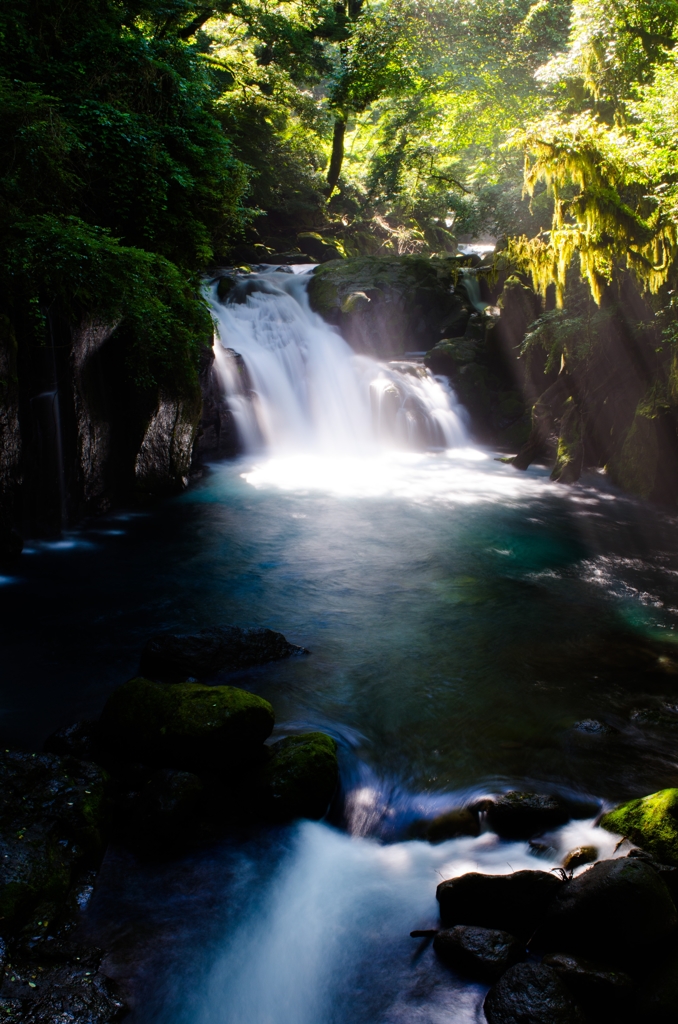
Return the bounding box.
[207,271,469,457]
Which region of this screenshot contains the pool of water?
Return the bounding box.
[4,447,678,1021]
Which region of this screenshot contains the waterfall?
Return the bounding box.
[207,271,468,456]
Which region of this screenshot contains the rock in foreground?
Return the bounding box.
[436,870,562,938]
[262,733,338,820]
[531,857,677,964]
[433,925,522,982]
[140,625,307,681]
[484,962,584,1024]
[600,788,678,866]
[541,952,634,1014]
[100,677,275,771]
[485,791,571,839]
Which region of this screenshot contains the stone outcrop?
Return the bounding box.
[601,789,678,866]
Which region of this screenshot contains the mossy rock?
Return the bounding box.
[425,338,478,374]
[262,732,338,821]
[307,255,458,317]
[100,677,275,771]
[0,752,108,929]
[600,789,678,866]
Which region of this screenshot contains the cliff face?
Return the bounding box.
[0,311,207,557]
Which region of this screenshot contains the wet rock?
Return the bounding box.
[140,625,306,681]
[600,788,678,866]
[262,733,338,821]
[0,752,107,929]
[433,925,523,982]
[426,808,480,843]
[296,232,344,263]
[99,677,275,771]
[573,719,614,735]
[436,870,563,938]
[542,952,634,1015]
[531,857,677,964]
[484,962,584,1024]
[637,945,678,1022]
[562,846,598,872]
[624,847,678,903]
[134,389,202,495]
[486,792,571,839]
[1,946,125,1024]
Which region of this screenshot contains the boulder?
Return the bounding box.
[530,857,677,964]
[139,625,306,681]
[296,232,344,263]
[486,792,571,839]
[600,789,678,866]
[433,925,523,982]
[44,720,101,763]
[99,677,275,771]
[436,870,563,938]
[0,751,107,929]
[484,962,585,1024]
[562,846,598,872]
[542,953,634,1015]
[262,733,338,821]
[426,808,480,844]
[637,945,678,1022]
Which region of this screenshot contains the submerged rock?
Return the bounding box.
[484,962,584,1024]
[425,807,480,843]
[140,625,306,681]
[262,732,338,821]
[436,870,562,938]
[600,788,678,866]
[99,677,275,771]
[0,751,107,929]
[486,791,571,839]
[541,952,634,1014]
[433,924,523,982]
[531,857,677,964]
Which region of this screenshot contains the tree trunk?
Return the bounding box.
[327,117,347,191]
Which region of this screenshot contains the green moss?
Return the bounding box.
[100,677,275,770]
[551,398,583,483]
[607,398,659,499]
[600,788,678,865]
[263,732,339,821]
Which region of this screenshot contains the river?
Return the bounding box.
[3,271,678,1021]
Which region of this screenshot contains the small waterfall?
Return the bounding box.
[207,272,468,456]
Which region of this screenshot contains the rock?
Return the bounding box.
[140,625,306,681]
[542,952,634,1014]
[484,962,584,1024]
[133,388,202,495]
[486,792,571,839]
[436,870,563,938]
[531,857,677,964]
[99,677,275,771]
[625,847,678,903]
[44,720,101,763]
[216,274,236,301]
[426,808,480,843]
[0,751,107,929]
[637,945,678,1022]
[433,925,523,982]
[2,941,126,1024]
[262,733,338,821]
[340,291,370,314]
[562,846,598,871]
[600,789,678,866]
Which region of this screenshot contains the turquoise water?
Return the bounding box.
[4,447,678,1022]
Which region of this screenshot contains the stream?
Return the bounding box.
[3,271,678,1022]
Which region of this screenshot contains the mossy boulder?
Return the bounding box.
[600,789,678,866]
[99,677,275,771]
[0,751,108,930]
[262,732,338,821]
[296,232,344,263]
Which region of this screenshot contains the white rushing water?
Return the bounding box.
[208,271,468,458]
[194,817,623,1024]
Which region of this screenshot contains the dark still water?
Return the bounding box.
[3,448,678,1023]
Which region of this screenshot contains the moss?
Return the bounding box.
[100,677,275,770]
[607,400,659,500]
[600,788,678,865]
[551,398,583,483]
[262,732,338,821]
